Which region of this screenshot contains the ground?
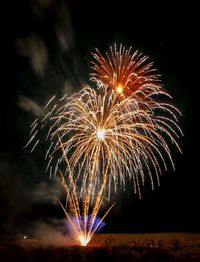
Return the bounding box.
[0,233,200,261]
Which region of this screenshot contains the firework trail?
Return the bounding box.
[26,44,182,246]
[59,170,114,246]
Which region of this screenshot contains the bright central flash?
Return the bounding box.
[96,128,106,140]
[116,84,123,93]
[78,235,90,246]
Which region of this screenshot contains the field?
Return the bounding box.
[0,233,200,261]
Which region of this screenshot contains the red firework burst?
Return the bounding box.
[90,44,165,99]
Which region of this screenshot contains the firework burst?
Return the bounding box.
[91,43,165,100]
[33,84,182,199]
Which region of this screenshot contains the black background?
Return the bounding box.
[0,0,199,238]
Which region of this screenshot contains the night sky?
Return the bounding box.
[0,0,199,239]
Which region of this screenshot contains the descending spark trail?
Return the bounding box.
[26,44,182,246]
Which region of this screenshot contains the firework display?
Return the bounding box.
[27,44,182,246]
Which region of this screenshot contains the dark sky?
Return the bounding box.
[0,0,199,238]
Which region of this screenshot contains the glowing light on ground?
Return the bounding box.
[79,235,90,246]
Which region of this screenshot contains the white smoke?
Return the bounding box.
[31,178,65,206]
[18,95,43,117]
[33,218,76,247]
[54,1,74,51]
[16,32,48,76]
